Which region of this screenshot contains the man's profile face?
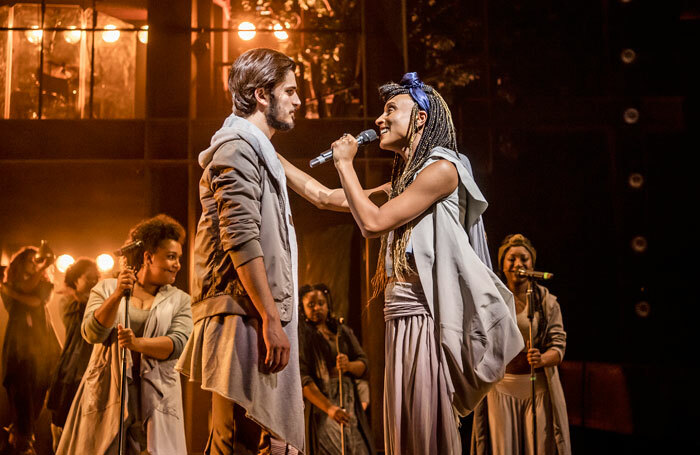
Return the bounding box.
[266,69,301,132]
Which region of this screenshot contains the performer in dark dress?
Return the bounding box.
[298,284,375,455]
[1,246,60,455]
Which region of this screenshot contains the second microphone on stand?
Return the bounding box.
[517,268,554,280]
[309,130,378,168]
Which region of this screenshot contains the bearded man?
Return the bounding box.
[177,48,304,455]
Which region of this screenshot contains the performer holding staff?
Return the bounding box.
[56,214,193,455]
[298,284,374,455]
[471,234,571,455]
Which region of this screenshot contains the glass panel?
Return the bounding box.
[9,3,41,119]
[92,12,136,118]
[220,1,363,119]
[201,27,363,119]
[294,31,362,118]
[41,5,83,119]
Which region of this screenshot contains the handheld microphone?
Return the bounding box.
[309,129,378,168]
[517,268,554,280]
[113,240,143,257]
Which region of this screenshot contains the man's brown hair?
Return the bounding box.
[228,48,296,116]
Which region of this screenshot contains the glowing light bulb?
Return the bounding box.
[102,25,120,43]
[237,22,256,41]
[96,253,115,272]
[273,23,288,41]
[64,26,81,44]
[25,26,43,44]
[56,254,75,273]
[138,25,148,44]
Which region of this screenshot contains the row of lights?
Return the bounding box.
[56,253,115,273]
[618,1,649,320]
[26,21,288,45]
[25,25,149,45]
[237,21,289,41]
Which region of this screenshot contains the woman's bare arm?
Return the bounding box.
[336,158,458,238]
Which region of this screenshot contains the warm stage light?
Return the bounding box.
[25,26,43,44]
[635,301,651,318]
[628,172,644,189]
[96,253,115,272]
[273,23,288,41]
[238,22,256,41]
[102,25,120,43]
[620,48,636,64]
[64,26,82,44]
[56,254,75,273]
[623,108,639,124]
[138,25,148,44]
[631,236,647,253]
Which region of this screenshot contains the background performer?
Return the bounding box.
[471,234,571,455]
[0,246,59,455]
[46,258,100,449]
[299,283,375,455]
[57,214,192,455]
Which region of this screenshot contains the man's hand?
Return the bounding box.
[262,317,290,373]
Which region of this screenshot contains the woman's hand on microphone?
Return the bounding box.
[115,267,136,298]
[331,134,359,166]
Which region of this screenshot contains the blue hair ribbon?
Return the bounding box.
[400,72,430,112]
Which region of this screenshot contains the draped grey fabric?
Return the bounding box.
[383,281,461,455]
[458,152,493,270]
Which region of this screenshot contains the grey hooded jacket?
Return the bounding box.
[191,115,296,323]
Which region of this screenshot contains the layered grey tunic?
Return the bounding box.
[382,148,524,455]
[176,114,305,452]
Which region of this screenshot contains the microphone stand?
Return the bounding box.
[526,277,537,454]
[117,274,132,455]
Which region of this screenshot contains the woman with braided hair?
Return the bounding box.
[471,234,571,455]
[281,72,523,454]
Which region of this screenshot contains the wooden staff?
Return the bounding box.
[335,318,345,455]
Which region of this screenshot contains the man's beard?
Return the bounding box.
[265,92,294,131]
